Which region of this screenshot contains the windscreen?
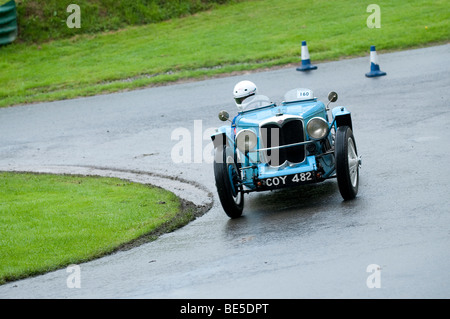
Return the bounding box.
[239,95,273,112]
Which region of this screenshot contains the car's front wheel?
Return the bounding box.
[213,144,244,218]
[335,126,359,200]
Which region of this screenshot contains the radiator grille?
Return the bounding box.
[260,118,305,166]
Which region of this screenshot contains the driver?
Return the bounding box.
[233,80,258,110]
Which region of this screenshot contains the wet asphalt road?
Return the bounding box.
[0,44,449,298]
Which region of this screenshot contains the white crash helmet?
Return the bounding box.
[233,80,258,108]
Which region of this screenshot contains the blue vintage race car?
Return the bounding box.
[211,88,361,218]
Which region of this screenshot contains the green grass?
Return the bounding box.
[0,172,182,284]
[0,0,448,107]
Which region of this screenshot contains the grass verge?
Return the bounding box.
[0,172,201,285]
[0,0,449,107]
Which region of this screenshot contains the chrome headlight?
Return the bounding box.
[235,129,258,153]
[307,117,329,140]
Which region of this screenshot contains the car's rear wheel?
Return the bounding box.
[335,126,359,200]
[213,144,244,218]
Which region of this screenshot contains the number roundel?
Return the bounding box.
[295,89,313,100]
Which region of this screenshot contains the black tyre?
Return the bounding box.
[213,145,244,218]
[335,126,359,200]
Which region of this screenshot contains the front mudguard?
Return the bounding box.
[211,126,236,164]
[332,106,353,131]
[211,125,234,147]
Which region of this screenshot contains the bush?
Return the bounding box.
[15,0,234,43]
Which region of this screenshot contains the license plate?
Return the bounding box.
[260,171,315,189]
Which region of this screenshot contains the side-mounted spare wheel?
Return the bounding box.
[213,144,244,218]
[335,126,360,200]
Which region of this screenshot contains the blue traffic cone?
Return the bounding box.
[296,41,317,71]
[365,45,386,77]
